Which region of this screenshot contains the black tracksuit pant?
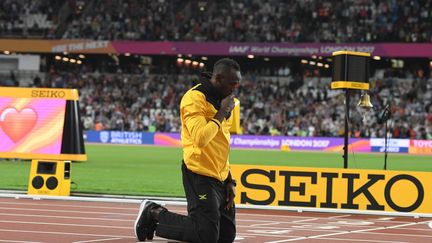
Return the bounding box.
[155,162,236,243]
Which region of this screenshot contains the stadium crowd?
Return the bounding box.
[1,0,431,42]
[0,0,62,38]
[3,66,430,140]
[76,69,432,140]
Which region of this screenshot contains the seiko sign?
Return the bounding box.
[232,165,432,214]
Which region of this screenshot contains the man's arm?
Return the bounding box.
[214,95,236,122]
[182,92,221,148]
[182,92,236,148]
[225,170,236,210]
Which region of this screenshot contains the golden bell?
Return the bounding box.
[358,93,373,108]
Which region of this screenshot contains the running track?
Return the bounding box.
[1,197,432,242]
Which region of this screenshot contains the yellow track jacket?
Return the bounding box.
[180,79,232,182]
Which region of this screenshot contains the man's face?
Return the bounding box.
[215,68,241,98]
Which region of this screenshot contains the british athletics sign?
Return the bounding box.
[231,165,432,214]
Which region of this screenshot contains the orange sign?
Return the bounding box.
[409,140,432,155]
[0,39,116,53]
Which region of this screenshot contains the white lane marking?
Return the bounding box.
[234,236,244,241]
[291,224,339,230]
[365,231,432,237]
[0,241,43,243]
[265,236,308,243]
[376,217,395,221]
[236,232,299,238]
[328,215,352,219]
[238,219,379,229]
[0,213,133,222]
[250,222,281,227]
[239,225,344,233]
[334,220,374,226]
[317,237,408,243]
[248,229,293,235]
[0,207,135,216]
[238,212,325,219]
[238,219,297,224]
[238,217,414,226]
[264,220,431,242]
[428,221,432,228]
[73,238,121,243]
[0,201,136,210]
[291,218,318,223]
[239,222,432,233]
[244,224,432,232]
[385,221,431,230]
[0,220,130,229]
[0,229,134,239]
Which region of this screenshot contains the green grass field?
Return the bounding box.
[0,144,431,197]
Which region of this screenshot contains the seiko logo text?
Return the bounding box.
[31,90,66,98]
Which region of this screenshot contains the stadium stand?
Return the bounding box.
[0,0,431,139]
[0,0,62,38]
[4,65,428,139]
[61,0,430,42]
[1,0,431,42]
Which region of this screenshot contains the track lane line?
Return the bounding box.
[291,218,319,223]
[328,215,352,219]
[264,220,431,242]
[364,231,432,238]
[0,220,131,229]
[249,222,281,227]
[0,207,136,216]
[0,212,133,222]
[0,229,135,239]
[72,238,122,243]
[0,201,137,210]
[317,237,408,243]
[0,241,43,243]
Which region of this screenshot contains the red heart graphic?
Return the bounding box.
[0,107,38,143]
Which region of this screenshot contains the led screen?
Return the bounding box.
[0,87,86,161]
[0,98,66,154]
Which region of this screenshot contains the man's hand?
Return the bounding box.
[225,180,236,210]
[214,95,236,122]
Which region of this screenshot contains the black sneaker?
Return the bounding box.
[134,200,159,241]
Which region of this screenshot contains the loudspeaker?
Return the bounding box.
[27,160,71,196]
[331,51,370,90]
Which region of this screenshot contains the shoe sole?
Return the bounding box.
[134,199,149,240]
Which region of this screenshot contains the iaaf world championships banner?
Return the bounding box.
[154,133,371,152]
[2,39,432,57]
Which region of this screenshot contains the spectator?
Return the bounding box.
[27,65,430,140]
